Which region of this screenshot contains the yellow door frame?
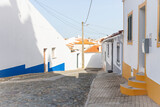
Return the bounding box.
[138,1,147,75]
[157,0,160,47]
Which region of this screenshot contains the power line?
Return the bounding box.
[85,26,108,35]
[89,24,118,31]
[35,0,81,31]
[36,0,80,24]
[34,0,106,37]
[84,0,93,24]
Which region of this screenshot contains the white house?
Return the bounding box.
[121,0,160,105]
[101,30,123,74]
[0,0,77,77]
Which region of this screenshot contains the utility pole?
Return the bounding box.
[82,22,84,68]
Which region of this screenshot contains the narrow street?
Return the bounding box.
[0,69,98,107]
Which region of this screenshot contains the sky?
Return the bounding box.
[30,0,123,39]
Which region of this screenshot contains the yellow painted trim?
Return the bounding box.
[136,74,145,81]
[122,1,125,77]
[157,0,160,47]
[139,2,146,9]
[138,1,147,75]
[146,76,160,105]
[120,85,147,96]
[144,0,147,75]
[122,62,131,79]
[127,11,133,45]
[128,80,146,89]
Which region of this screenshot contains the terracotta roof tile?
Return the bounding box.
[84,45,100,53]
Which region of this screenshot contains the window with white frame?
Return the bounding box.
[117,43,120,64]
[52,48,56,59]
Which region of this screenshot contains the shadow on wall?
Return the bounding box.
[85,53,102,69]
[0,0,43,77]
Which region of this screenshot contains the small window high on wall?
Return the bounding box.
[52,48,56,59]
[128,11,133,44]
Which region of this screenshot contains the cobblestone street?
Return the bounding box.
[0,69,97,107]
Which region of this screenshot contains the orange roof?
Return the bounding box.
[75,39,95,45]
[84,45,100,53]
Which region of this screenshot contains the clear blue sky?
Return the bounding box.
[30,0,123,39]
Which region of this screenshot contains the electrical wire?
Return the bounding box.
[35,0,81,31]
[36,0,80,24]
[34,0,106,37]
[84,0,93,24]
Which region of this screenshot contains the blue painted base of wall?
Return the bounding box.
[0,62,65,78]
[48,62,65,72]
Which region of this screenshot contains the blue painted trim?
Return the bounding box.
[48,62,65,72]
[0,62,65,78]
[0,64,44,78]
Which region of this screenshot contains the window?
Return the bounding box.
[107,44,109,57]
[52,48,56,59]
[117,43,120,64]
[128,11,133,44]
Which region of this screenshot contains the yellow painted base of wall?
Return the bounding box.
[120,84,147,96]
[146,76,160,105]
[122,62,131,79]
[136,73,145,81]
[128,79,146,89]
[120,71,147,96]
[122,61,160,105]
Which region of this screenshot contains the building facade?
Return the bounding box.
[121,0,160,105]
[0,0,77,77]
[101,30,123,74]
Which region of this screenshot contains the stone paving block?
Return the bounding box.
[85,71,160,107]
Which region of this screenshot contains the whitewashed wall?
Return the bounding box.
[102,42,107,71]
[113,36,123,74]
[146,0,160,84]
[0,0,77,77]
[124,0,160,84]
[101,34,123,74]
[77,53,102,69]
[85,53,102,68]
[124,0,145,70]
[106,42,112,66]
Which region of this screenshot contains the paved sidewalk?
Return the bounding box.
[85,70,159,107]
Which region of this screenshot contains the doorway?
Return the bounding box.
[111,42,114,71]
[44,48,48,72]
[139,4,146,73]
[77,53,80,68]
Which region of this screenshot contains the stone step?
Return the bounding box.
[136,72,145,81]
[120,82,147,96]
[128,77,146,89]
